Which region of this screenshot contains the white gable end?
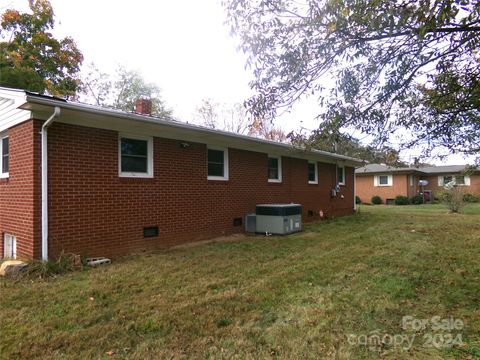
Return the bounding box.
[0,89,31,133]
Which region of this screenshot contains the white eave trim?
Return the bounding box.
[21,95,364,167]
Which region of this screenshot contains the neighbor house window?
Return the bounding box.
[442,175,453,185]
[268,156,282,182]
[439,175,469,186]
[374,174,392,187]
[337,166,345,185]
[455,176,465,185]
[207,147,228,180]
[308,162,318,184]
[119,134,153,178]
[409,174,414,187]
[3,234,16,259]
[0,135,8,178]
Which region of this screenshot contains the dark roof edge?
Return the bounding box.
[24,92,365,166]
[356,165,478,175]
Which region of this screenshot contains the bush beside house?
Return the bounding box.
[394,195,409,205]
[410,195,423,205]
[371,196,382,205]
[463,193,479,203]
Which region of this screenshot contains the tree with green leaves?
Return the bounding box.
[224,0,480,158]
[0,0,83,97]
[80,64,172,118]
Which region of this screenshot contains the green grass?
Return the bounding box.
[1,204,479,359]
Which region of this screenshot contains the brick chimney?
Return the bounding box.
[135,98,152,116]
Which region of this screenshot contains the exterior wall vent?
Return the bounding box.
[143,226,159,238]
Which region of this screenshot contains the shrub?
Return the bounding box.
[411,195,423,205]
[23,253,84,279]
[355,196,361,204]
[438,191,451,203]
[371,195,382,205]
[463,193,479,203]
[394,195,409,205]
[441,185,465,213]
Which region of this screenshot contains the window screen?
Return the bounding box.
[121,138,148,173]
[337,166,345,184]
[379,175,389,185]
[208,149,225,177]
[308,162,317,183]
[268,157,280,180]
[1,137,8,174]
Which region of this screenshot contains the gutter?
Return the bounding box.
[41,106,61,261]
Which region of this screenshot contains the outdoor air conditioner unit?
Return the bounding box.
[255,204,302,235]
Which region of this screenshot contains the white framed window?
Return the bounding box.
[0,134,9,178]
[455,175,466,185]
[308,161,318,184]
[268,156,282,183]
[207,146,229,181]
[3,234,16,259]
[439,175,470,186]
[118,134,153,178]
[409,174,414,187]
[374,174,393,187]
[337,166,345,186]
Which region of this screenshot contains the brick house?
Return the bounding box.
[0,88,362,260]
[355,164,480,204]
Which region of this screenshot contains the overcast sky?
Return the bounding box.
[36,1,254,119]
[0,0,474,165]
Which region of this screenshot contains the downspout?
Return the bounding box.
[41,107,61,261]
[353,167,357,211]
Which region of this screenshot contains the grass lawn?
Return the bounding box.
[1,204,479,359]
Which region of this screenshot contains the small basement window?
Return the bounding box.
[3,234,16,259]
[268,156,282,182]
[119,134,153,178]
[207,147,229,180]
[0,134,8,178]
[308,162,318,184]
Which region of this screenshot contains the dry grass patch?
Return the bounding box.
[1,204,479,359]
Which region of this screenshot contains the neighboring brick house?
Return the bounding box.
[0,88,362,260]
[356,164,480,204]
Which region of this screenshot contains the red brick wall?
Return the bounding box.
[45,122,355,259]
[355,174,409,204]
[356,172,480,204]
[0,120,41,259]
[422,175,480,198]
